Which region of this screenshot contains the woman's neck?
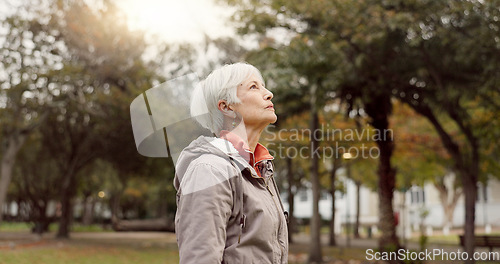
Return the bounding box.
[231,124,263,152]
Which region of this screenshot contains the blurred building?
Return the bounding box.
[281,169,500,237]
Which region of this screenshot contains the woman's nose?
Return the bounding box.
[264,88,273,100]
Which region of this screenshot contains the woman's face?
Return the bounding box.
[231,74,277,130]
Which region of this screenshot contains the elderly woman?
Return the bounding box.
[173,62,288,263]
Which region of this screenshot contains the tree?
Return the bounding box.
[328,155,340,245]
[389,1,499,260]
[321,102,380,243]
[224,1,498,262]
[390,101,462,231]
[244,32,338,262]
[344,156,378,239]
[0,2,56,223]
[11,130,60,233]
[273,38,335,263]
[39,95,102,238]
[1,0,191,237]
[9,131,58,234]
[224,1,403,260]
[307,3,498,259]
[41,0,171,238]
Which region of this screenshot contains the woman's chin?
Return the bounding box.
[269,114,278,124]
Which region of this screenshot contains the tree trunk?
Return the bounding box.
[367,99,401,261]
[354,180,361,238]
[460,130,479,264]
[56,168,78,239]
[376,132,399,251]
[0,133,27,223]
[82,196,95,226]
[110,190,123,224]
[56,189,73,238]
[447,194,460,227]
[308,84,322,264]
[32,202,50,234]
[329,157,339,246]
[462,170,478,264]
[411,104,479,264]
[286,157,296,244]
[434,175,462,230]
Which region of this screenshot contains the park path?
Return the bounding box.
[0,231,177,249]
[292,232,463,251]
[2,230,498,263]
[0,230,468,251]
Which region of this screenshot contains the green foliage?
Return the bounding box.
[8,130,60,229]
[222,0,500,258]
[1,0,196,229]
[391,102,451,188]
[225,0,500,185]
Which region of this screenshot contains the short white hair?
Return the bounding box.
[190,62,264,134]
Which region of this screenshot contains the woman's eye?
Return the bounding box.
[250,85,258,89]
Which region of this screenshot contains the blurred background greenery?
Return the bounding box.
[0,0,499,263]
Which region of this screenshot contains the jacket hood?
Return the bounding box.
[174,135,248,190]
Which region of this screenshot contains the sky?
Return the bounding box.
[118,0,236,44]
[0,0,236,43]
[0,0,249,93]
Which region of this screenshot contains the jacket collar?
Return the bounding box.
[210,131,273,178]
[219,130,274,167]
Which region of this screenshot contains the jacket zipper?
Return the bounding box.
[263,173,285,263]
[235,156,284,262]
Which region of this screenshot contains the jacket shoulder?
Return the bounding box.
[178,153,239,195]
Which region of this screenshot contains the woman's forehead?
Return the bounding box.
[241,73,265,86]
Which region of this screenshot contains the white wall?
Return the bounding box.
[282,175,500,232]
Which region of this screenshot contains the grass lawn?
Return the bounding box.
[0,231,179,264]
[4,227,496,264]
[288,243,369,264]
[0,222,112,233]
[0,222,33,232]
[1,240,370,264]
[1,244,178,264]
[408,232,500,246]
[0,229,372,264]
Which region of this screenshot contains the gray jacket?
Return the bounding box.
[174,136,288,263]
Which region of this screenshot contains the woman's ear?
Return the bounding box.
[217,99,235,117]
